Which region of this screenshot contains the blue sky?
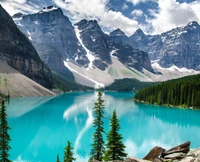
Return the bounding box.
[1,0,200,36]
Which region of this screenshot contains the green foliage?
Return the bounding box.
[64,141,76,162]
[0,93,6,102]
[56,154,60,162]
[52,72,93,92]
[134,74,200,109]
[89,91,105,161]
[0,100,12,162]
[105,78,157,91]
[103,110,127,161]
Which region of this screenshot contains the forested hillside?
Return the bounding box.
[105,78,156,91]
[134,74,200,109]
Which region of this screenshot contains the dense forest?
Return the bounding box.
[105,78,157,91]
[134,74,200,109]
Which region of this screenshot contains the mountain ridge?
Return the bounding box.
[12,7,156,87]
[117,20,200,71]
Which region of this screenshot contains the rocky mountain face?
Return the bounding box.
[128,21,200,70]
[0,5,53,88]
[14,7,154,74]
[108,42,153,72]
[108,28,153,72]
[109,28,129,46]
[13,6,81,80]
[75,19,111,70]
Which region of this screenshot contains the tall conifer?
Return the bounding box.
[103,110,127,161]
[56,154,60,162]
[89,91,105,161]
[0,100,11,162]
[64,141,76,162]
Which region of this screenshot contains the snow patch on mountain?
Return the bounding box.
[64,60,104,89]
[152,60,199,73]
[74,26,95,68]
[27,30,32,41]
[110,49,118,58]
[13,17,22,21]
[64,57,156,88]
[150,60,200,81]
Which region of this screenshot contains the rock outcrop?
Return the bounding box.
[142,141,191,162]
[143,146,165,161]
[161,141,190,157]
[91,141,200,162]
[0,5,53,88]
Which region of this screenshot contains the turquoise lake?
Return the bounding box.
[6,92,200,162]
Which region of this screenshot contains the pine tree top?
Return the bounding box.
[104,110,127,161]
[64,141,76,162]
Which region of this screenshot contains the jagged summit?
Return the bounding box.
[186,21,199,27]
[184,21,199,30]
[133,28,145,36]
[75,19,101,31]
[109,28,126,37]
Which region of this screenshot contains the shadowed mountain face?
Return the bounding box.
[128,21,200,70]
[13,7,81,81]
[0,5,53,88]
[13,7,154,73]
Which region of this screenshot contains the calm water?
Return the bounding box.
[6,92,200,162]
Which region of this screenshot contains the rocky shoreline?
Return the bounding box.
[93,141,200,162]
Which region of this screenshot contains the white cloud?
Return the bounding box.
[1,0,40,16]
[53,0,139,36]
[148,0,200,34]
[126,0,155,5]
[131,9,143,17]
[122,3,129,10]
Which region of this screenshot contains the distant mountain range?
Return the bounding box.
[11,6,200,88]
[0,5,200,93]
[112,21,200,70]
[12,6,157,87]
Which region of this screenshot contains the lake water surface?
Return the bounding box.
[6,92,200,162]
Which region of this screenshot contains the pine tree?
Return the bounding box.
[89,91,105,161]
[64,141,76,162]
[0,100,12,162]
[103,110,127,161]
[56,154,60,162]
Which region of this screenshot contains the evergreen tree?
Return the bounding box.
[0,100,12,162]
[134,74,200,109]
[64,141,76,162]
[103,110,127,161]
[89,91,105,161]
[56,154,60,162]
